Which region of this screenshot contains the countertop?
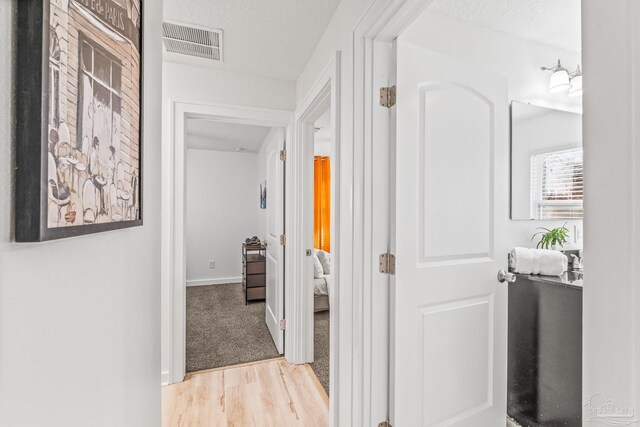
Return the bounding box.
[514,271,583,290]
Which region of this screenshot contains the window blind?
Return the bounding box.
[531,148,583,219]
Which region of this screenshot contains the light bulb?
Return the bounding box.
[569,67,583,97]
[549,68,571,93]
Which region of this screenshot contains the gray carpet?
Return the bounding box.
[310,310,330,395]
[186,283,280,373]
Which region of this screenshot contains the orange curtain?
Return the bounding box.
[314,156,331,252]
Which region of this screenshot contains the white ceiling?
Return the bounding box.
[186,119,273,152]
[429,0,581,52]
[163,0,341,81]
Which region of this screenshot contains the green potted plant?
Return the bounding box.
[531,223,570,250]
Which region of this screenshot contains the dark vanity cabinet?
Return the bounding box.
[508,273,583,427]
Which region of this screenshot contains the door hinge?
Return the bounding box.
[380,85,396,108]
[280,149,286,161]
[379,253,396,275]
[378,421,392,427]
[279,319,286,330]
[279,234,286,245]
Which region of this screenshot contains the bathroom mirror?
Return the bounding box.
[511,101,583,220]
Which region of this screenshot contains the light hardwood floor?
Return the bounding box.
[162,357,329,427]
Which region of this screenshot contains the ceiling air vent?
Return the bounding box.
[162,21,223,62]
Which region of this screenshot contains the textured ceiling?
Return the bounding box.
[429,0,581,52]
[186,119,273,153]
[164,0,341,81]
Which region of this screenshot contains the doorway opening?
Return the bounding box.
[355,0,583,425]
[292,51,341,425]
[163,102,293,385]
[308,105,332,396]
[391,2,583,425]
[183,119,286,373]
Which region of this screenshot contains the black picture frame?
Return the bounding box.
[15,0,144,242]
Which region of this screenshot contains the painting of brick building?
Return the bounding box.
[46,0,141,229]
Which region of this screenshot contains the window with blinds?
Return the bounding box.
[530,148,583,219]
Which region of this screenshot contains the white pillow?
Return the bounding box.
[315,249,331,275]
[313,253,324,279]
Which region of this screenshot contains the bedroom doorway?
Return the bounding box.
[163,102,293,385]
[292,53,341,423]
[308,105,332,396]
[183,119,286,374]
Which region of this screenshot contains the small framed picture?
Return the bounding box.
[260,180,267,209]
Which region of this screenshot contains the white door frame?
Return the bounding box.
[352,1,434,425]
[162,101,293,384]
[292,52,341,426]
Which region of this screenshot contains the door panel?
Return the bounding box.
[421,296,493,425]
[418,84,493,262]
[265,130,285,354]
[393,41,509,426]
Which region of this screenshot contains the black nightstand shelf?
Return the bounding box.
[242,243,266,304]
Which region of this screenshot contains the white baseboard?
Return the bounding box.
[161,371,170,386]
[186,277,242,287]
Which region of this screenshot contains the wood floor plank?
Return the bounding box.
[254,360,299,426]
[225,364,258,388]
[162,358,329,427]
[226,382,259,426]
[278,361,328,427]
[193,371,226,427]
[303,364,329,406]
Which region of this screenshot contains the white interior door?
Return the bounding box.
[392,40,510,426]
[265,129,285,354]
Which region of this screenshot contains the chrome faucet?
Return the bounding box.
[570,254,583,271]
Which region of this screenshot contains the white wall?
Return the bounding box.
[186,148,259,285]
[314,138,332,157]
[583,0,640,419]
[402,11,583,114]
[163,63,297,111]
[161,61,296,382]
[401,10,583,249]
[0,2,163,426]
[314,108,332,156]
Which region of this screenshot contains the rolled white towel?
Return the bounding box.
[509,247,568,276]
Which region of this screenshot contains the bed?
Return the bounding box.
[313,249,331,312]
[314,275,330,312]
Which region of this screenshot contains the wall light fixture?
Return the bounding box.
[541,59,582,96]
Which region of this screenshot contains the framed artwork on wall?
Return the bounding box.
[15,0,143,241]
[260,180,267,209]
